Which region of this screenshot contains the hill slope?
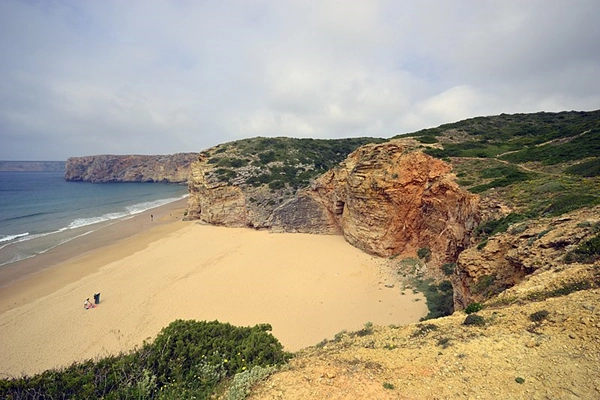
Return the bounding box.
[244,110,600,399]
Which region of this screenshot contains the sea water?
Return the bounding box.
[0,171,188,268]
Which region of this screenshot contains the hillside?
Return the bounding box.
[2,110,599,399]
[245,110,600,399]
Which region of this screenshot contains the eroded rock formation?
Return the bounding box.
[64,153,197,183]
[187,141,480,264]
[277,142,480,261]
[453,205,600,310]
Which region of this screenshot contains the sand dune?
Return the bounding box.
[0,203,426,377]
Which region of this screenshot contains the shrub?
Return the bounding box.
[416,279,455,320]
[542,194,600,217]
[465,303,483,314]
[564,233,600,264]
[441,263,456,276]
[565,158,600,177]
[383,382,395,390]
[437,337,451,348]
[411,323,438,337]
[529,310,549,322]
[417,247,432,261]
[356,322,374,337]
[225,365,277,400]
[476,213,525,239]
[0,320,291,399]
[463,314,485,326]
[416,136,438,144]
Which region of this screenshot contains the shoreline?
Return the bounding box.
[0,201,428,377]
[0,198,189,314]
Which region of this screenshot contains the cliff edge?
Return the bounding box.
[64,153,197,183]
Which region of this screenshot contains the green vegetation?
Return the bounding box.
[464,302,483,314]
[415,279,454,320]
[476,213,525,239]
[564,233,600,264]
[411,323,439,337]
[463,314,486,326]
[469,165,533,194]
[529,310,549,322]
[207,136,385,189]
[417,247,432,261]
[500,129,600,165]
[356,321,374,337]
[383,382,395,390]
[0,320,291,399]
[401,111,600,226]
[441,263,455,276]
[565,158,600,177]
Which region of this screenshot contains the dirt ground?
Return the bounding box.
[247,288,600,400]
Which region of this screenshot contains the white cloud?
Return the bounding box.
[0,0,599,160]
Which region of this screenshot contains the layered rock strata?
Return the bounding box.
[64,153,197,183]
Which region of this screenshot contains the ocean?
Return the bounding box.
[0,171,188,268]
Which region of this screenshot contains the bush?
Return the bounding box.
[476,213,525,239]
[441,263,456,276]
[565,158,600,177]
[463,314,486,326]
[465,303,483,314]
[417,247,432,261]
[542,194,600,217]
[411,323,438,337]
[529,310,549,322]
[416,279,454,320]
[564,234,600,264]
[0,320,291,399]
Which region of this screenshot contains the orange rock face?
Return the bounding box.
[304,142,480,261]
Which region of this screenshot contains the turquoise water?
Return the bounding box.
[0,171,188,268]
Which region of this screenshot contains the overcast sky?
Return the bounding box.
[1,0,599,161]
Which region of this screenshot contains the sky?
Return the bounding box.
[1,1,600,161]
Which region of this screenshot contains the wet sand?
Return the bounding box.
[0,201,427,377]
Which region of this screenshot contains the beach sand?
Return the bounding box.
[0,200,427,377]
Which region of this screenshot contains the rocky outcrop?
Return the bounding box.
[187,141,480,264]
[453,205,600,310]
[64,153,197,183]
[278,142,480,262]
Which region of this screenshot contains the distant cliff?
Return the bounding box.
[0,161,65,172]
[64,153,197,183]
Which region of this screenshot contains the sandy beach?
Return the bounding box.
[0,201,427,378]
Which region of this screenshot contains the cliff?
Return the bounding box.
[273,142,480,262]
[187,140,480,264]
[453,205,600,310]
[64,153,197,183]
[0,161,65,172]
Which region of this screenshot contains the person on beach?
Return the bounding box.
[84,298,94,310]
